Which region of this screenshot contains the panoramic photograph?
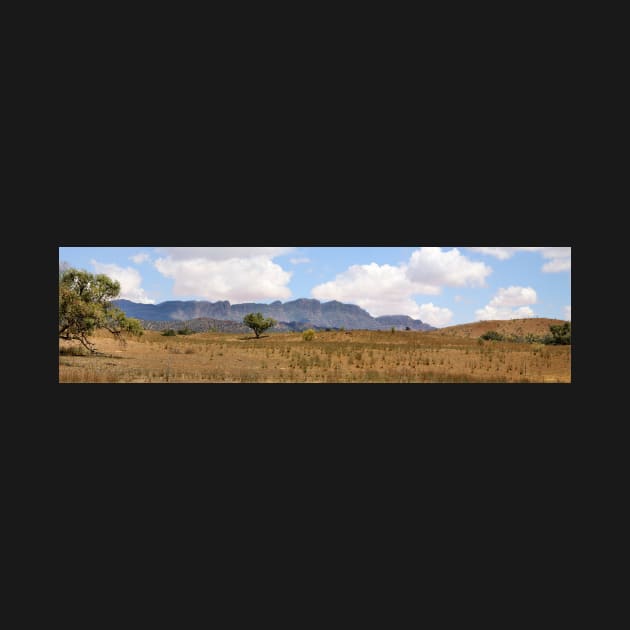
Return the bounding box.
[59,247,571,383]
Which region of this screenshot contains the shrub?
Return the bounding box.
[177,328,193,335]
[480,331,504,342]
[162,329,176,336]
[302,329,315,341]
[547,322,571,345]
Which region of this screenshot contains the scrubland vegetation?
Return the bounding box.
[59,327,571,383]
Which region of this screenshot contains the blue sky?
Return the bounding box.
[58,247,571,327]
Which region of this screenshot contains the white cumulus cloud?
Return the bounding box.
[407,247,492,287]
[542,257,571,273]
[564,305,571,320]
[153,247,293,302]
[416,303,454,327]
[130,252,151,264]
[489,286,537,307]
[312,262,430,318]
[90,260,155,304]
[476,305,535,321]
[311,247,478,325]
[467,247,571,273]
[475,285,537,321]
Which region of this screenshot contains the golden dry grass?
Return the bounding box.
[59,327,571,383]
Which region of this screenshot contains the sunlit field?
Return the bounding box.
[59,328,571,383]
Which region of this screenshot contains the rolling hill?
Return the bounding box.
[428,318,567,339]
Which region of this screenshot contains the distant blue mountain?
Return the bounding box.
[114,298,435,331]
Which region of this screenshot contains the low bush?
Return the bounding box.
[548,322,571,345]
[480,323,571,345]
[480,331,504,342]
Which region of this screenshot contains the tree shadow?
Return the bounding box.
[58,347,126,359]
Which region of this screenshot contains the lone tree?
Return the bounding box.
[243,312,276,338]
[59,267,143,353]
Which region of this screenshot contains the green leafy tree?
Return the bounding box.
[59,268,143,353]
[243,312,276,338]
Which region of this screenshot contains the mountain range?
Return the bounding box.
[113,298,436,331]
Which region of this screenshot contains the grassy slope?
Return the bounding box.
[429,318,566,339]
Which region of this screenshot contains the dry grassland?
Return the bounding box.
[59,327,571,383]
